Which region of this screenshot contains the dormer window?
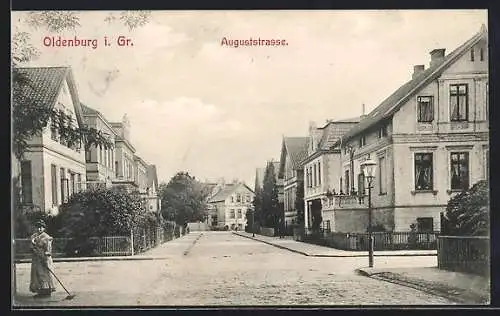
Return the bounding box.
[470,48,475,61]
[378,125,388,138]
[359,136,366,148]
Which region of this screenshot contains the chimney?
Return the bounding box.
[412,64,425,79]
[430,48,446,67]
[360,104,367,120]
[309,121,317,131]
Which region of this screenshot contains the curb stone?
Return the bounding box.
[356,269,488,305]
[234,233,437,258]
[183,233,204,256]
[233,232,310,256]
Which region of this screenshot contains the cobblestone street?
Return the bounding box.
[14,232,454,307]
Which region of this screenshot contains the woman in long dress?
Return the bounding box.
[29,220,56,297]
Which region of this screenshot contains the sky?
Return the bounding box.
[11,10,487,187]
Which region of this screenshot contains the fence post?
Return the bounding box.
[130,229,134,256]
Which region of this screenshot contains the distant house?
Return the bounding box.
[145,165,161,212]
[81,104,117,189]
[110,115,137,191]
[13,66,87,215]
[208,182,255,230]
[278,137,309,226]
[133,154,149,193]
[302,118,360,231]
[324,25,489,233]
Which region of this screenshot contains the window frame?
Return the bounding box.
[414,152,434,191]
[450,152,470,191]
[417,96,434,123]
[449,83,469,122]
[21,160,33,204]
[378,155,387,195]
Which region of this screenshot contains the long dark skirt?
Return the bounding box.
[29,254,56,295]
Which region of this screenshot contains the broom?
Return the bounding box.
[44,263,76,300]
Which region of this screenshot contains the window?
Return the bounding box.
[345,170,350,194]
[450,84,468,121]
[485,150,489,180]
[470,48,475,61]
[237,209,242,218]
[451,152,469,190]
[99,146,103,165]
[85,148,91,162]
[246,195,252,202]
[313,164,317,187]
[414,153,433,190]
[236,194,241,203]
[60,168,67,203]
[417,217,434,232]
[486,83,489,119]
[357,173,365,196]
[379,156,387,194]
[378,125,388,138]
[480,47,484,61]
[359,136,366,147]
[115,161,119,177]
[51,165,58,206]
[318,162,321,186]
[77,174,82,192]
[50,120,58,141]
[21,161,33,204]
[229,209,235,218]
[231,196,234,203]
[417,96,434,122]
[68,172,75,197]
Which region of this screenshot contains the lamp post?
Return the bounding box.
[361,158,377,268]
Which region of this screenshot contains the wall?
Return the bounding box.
[334,209,369,233]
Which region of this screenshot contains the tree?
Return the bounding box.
[261,161,280,228]
[11,11,152,238]
[443,180,489,236]
[55,187,161,256]
[159,172,210,225]
[295,180,305,226]
[12,11,152,160]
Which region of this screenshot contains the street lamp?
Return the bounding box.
[361,158,377,268]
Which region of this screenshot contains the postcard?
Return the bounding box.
[11,10,490,307]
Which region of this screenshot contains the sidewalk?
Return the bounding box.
[234,232,437,257]
[14,233,198,264]
[356,266,490,304]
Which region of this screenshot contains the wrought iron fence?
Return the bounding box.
[437,236,490,276]
[300,228,439,251]
[14,225,177,259]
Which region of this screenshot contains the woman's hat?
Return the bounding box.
[35,219,46,228]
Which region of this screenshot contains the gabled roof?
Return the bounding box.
[146,165,158,189]
[335,25,488,145]
[279,137,309,176]
[317,117,361,150]
[208,182,254,203]
[13,66,84,127]
[81,103,118,136]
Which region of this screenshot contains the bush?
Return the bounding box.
[14,207,63,238]
[443,180,489,236]
[57,187,154,255]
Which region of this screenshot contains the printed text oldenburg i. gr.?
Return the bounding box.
[43,36,134,49]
